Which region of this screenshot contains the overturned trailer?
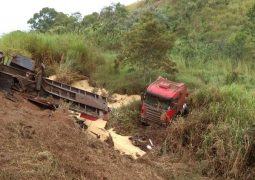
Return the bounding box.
[0,54,109,120]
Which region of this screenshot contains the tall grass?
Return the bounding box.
[161,84,255,178]
[152,56,255,178]
[0,31,105,82]
[173,56,255,91]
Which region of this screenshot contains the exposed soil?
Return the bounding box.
[0,92,163,180]
[0,78,207,179]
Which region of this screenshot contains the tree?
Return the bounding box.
[97,3,129,48]
[80,3,129,49]
[28,8,81,33]
[27,7,59,32]
[81,12,99,30]
[52,12,82,33]
[119,12,176,80]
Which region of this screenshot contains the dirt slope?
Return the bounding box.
[0,92,162,180]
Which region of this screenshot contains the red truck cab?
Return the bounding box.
[141,77,188,125]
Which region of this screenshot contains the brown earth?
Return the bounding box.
[0,92,163,180]
[0,92,207,180]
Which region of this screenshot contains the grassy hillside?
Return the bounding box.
[130,0,255,61]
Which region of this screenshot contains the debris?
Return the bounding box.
[83,119,146,159]
[108,129,146,159]
[85,119,109,141]
[129,135,154,151]
[146,145,152,150]
[72,79,147,159]
[28,96,57,110]
[149,139,154,146]
[90,131,101,139]
[105,133,114,147]
[74,117,88,129]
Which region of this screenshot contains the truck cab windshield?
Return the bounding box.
[144,93,172,110]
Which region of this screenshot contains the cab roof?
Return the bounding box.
[146,77,185,99]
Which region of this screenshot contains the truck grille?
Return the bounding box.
[144,104,163,124]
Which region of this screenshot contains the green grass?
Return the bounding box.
[106,101,141,135]
[161,84,255,177]
[0,31,105,83]
[173,56,255,91]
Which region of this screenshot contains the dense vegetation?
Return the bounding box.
[0,0,255,178]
